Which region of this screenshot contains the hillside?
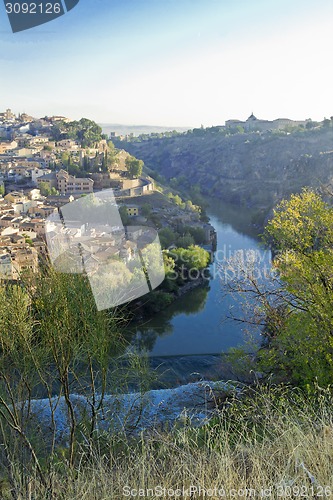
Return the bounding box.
[114,127,333,212]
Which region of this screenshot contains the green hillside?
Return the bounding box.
[115,125,333,211]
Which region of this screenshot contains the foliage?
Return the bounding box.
[264,189,333,253]
[167,192,186,209]
[323,118,331,128]
[1,383,333,498]
[118,205,130,225]
[180,225,206,244]
[158,227,177,249]
[51,118,103,147]
[230,189,333,387]
[260,190,333,385]
[170,245,210,272]
[125,156,144,178]
[0,267,151,495]
[140,290,174,314]
[38,181,52,196]
[176,232,195,248]
[141,203,152,217]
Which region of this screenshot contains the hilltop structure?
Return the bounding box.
[225,113,310,132]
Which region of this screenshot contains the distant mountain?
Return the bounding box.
[115,125,333,218]
[100,123,191,137]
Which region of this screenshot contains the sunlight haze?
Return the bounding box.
[1,0,332,126]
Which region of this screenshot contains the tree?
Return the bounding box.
[176,233,195,248]
[125,156,144,178]
[0,267,152,494]
[185,200,195,212]
[39,182,52,196]
[101,152,107,172]
[231,189,333,387]
[50,118,103,147]
[170,245,210,272]
[173,195,183,207]
[83,154,90,171]
[323,118,331,128]
[118,205,130,225]
[0,184,4,196]
[141,203,152,217]
[93,151,99,171]
[305,120,318,129]
[264,189,333,253]
[61,152,69,165]
[181,225,206,244]
[158,227,177,248]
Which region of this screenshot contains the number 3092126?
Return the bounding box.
[5,3,62,14]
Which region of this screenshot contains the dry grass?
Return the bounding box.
[1,385,333,499]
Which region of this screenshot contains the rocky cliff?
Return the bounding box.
[115,127,333,211]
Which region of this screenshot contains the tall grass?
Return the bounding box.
[1,384,332,499]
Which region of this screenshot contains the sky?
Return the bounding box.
[0,0,333,127]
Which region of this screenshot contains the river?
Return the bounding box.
[126,200,271,386]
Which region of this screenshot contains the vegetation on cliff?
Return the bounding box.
[115,123,333,216]
[50,117,106,147]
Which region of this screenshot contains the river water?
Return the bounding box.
[126,201,271,386]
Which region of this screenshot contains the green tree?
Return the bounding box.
[51,118,103,147]
[158,227,177,248]
[170,245,210,272]
[239,189,333,387]
[118,205,130,225]
[181,226,206,244]
[176,233,195,248]
[173,195,183,207]
[305,120,317,129]
[83,154,90,171]
[141,203,152,217]
[61,152,69,165]
[125,156,144,178]
[39,182,52,196]
[323,118,331,128]
[185,200,196,212]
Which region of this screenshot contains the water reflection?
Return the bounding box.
[125,199,269,358]
[127,284,210,353]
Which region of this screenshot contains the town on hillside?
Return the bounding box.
[0,108,215,280]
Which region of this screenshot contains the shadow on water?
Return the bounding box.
[126,285,210,353]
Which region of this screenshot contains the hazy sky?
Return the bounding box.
[1,0,333,127]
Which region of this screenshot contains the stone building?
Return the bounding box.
[225,113,309,132]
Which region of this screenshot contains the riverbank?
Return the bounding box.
[26,380,235,445]
[128,245,212,321]
[148,352,258,389]
[4,384,333,500]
